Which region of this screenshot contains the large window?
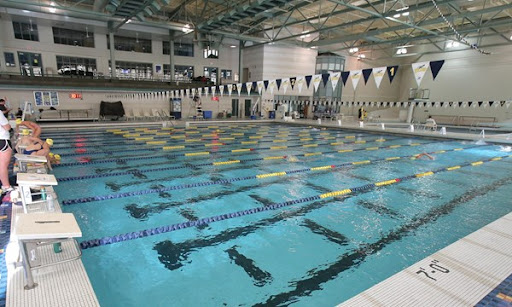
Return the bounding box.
[107,35,152,53]
[56,56,96,76]
[110,60,152,79]
[12,21,39,41]
[53,27,94,47]
[176,42,194,57]
[221,69,232,81]
[4,53,15,67]
[163,65,194,81]
[203,47,218,59]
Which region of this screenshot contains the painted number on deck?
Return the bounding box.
[416,259,450,281]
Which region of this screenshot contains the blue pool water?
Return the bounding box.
[45,124,512,306]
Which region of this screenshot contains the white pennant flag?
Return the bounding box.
[219,85,225,96]
[186,89,190,97]
[312,74,322,92]
[281,78,290,94]
[412,62,429,87]
[211,86,216,96]
[507,102,511,108]
[246,82,252,96]
[372,67,386,89]
[198,87,203,96]
[268,80,276,94]
[257,81,264,95]
[180,89,184,97]
[204,87,209,96]
[237,83,243,96]
[227,84,233,96]
[296,76,305,93]
[350,70,362,90]
[329,72,341,91]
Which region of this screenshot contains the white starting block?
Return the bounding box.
[17,173,58,213]
[15,154,50,173]
[15,213,82,289]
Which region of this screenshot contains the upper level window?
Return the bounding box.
[13,21,39,41]
[4,53,15,67]
[221,69,232,80]
[56,56,96,76]
[203,47,218,59]
[53,27,94,47]
[107,35,152,53]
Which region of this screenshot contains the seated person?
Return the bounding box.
[425,116,437,131]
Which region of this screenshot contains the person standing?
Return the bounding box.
[0,110,13,192]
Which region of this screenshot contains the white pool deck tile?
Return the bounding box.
[6,187,99,307]
[339,212,512,307]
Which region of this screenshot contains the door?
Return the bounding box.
[242,68,249,83]
[231,99,239,118]
[18,52,43,76]
[244,99,252,117]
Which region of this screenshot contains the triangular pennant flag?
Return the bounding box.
[412,62,429,87]
[219,85,225,96]
[246,82,253,96]
[211,86,216,96]
[198,87,203,96]
[478,101,483,107]
[227,84,233,96]
[185,89,189,97]
[305,75,312,89]
[387,66,399,84]
[205,87,210,96]
[350,70,362,90]
[257,81,264,95]
[296,76,305,93]
[362,69,372,85]
[329,72,341,91]
[341,71,350,86]
[321,73,330,87]
[489,101,494,107]
[237,83,242,96]
[268,80,276,94]
[507,102,511,108]
[290,77,296,89]
[429,60,445,80]
[263,80,269,91]
[372,67,386,89]
[276,79,282,91]
[312,74,322,92]
[281,78,290,94]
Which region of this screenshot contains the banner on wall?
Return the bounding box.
[312,74,322,92]
[430,60,445,80]
[257,81,264,95]
[362,69,372,85]
[372,67,386,89]
[341,71,350,86]
[329,72,341,91]
[246,82,253,96]
[387,66,398,84]
[227,84,233,96]
[281,78,290,94]
[237,83,243,96]
[268,80,276,94]
[296,76,305,93]
[211,86,216,96]
[290,77,296,90]
[350,70,362,90]
[412,62,429,87]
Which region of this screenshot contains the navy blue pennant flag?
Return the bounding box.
[387,66,399,84]
[264,80,269,90]
[362,69,372,85]
[290,77,297,89]
[252,81,258,93]
[276,79,282,91]
[429,60,445,80]
[478,101,483,107]
[241,83,247,94]
[322,73,330,87]
[341,71,350,86]
[305,75,313,88]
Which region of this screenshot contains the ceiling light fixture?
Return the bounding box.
[349,47,359,53]
[446,41,460,48]
[396,47,407,54]
[358,54,366,59]
[230,45,237,48]
[182,23,192,33]
[402,11,410,16]
[393,13,401,18]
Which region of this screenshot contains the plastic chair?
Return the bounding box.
[144,109,156,120]
[125,109,135,121]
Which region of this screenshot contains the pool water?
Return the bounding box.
[45,123,512,307]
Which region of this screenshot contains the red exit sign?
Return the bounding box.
[70,93,82,99]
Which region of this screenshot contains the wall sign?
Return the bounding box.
[34,91,59,106]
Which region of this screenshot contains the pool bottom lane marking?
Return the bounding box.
[79,154,511,249]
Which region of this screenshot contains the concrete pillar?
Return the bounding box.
[108,21,116,79]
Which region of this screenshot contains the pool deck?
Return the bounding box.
[5,188,99,307]
[7,118,512,306]
[338,211,512,306]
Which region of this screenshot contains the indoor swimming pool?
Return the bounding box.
[43,123,512,307]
